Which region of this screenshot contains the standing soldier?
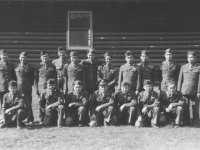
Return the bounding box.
[137,50,156,91]
[34,50,57,98]
[63,51,86,94]
[177,51,200,125]
[52,47,69,91]
[97,52,118,93]
[118,51,141,95]
[80,48,102,96]
[15,52,34,124]
[158,48,180,92]
[0,49,16,115]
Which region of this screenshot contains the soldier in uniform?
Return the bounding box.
[15,51,34,124]
[63,51,86,94]
[89,79,116,127]
[159,81,184,128]
[137,50,157,91]
[52,47,69,91]
[39,78,65,127]
[0,81,26,129]
[97,52,118,93]
[118,51,141,94]
[177,51,200,125]
[34,50,57,97]
[65,80,89,127]
[158,48,180,92]
[80,48,102,96]
[0,49,16,115]
[114,82,139,125]
[135,80,160,128]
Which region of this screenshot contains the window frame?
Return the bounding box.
[67,11,93,50]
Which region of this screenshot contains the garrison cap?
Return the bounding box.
[47,78,56,85]
[99,79,108,86]
[87,48,96,55]
[143,80,153,86]
[58,47,65,52]
[104,52,112,58]
[165,48,173,54]
[40,50,49,57]
[125,51,133,57]
[121,81,130,87]
[141,50,149,56]
[167,81,176,86]
[70,51,78,57]
[187,51,196,56]
[9,80,17,87]
[0,49,7,55]
[74,80,82,86]
[20,51,27,57]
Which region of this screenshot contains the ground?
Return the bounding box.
[0,90,200,150]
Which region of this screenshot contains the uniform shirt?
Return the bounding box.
[0,61,16,92]
[97,64,118,92]
[39,87,64,109]
[52,58,69,78]
[80,59,102,89]
[90,90,114,115]
[158,61,180,91]
[34,62,57,93]
[66,90,89,107]
[63,63,86,93]
[15,63,34,94]
[118,63,141,92]
[177,63,200,95]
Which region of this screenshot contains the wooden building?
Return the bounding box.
[0,0,199,67]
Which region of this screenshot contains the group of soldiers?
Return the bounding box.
[0,46,199,129]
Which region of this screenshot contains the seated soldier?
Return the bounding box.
[159,81,184,128]
[89,79,116,127]
[135,80,160,128]
[65,80,89,127]
[0,80,27,129]
[114,82,139,125]
[39,78,65,127]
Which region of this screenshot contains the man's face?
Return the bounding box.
[9,86,18,95]
[74,84,82,94]
[0,53,8,61]
[144,85,153,93]
[99,84,108,93]
[121,85,130,94]
[125,56,133,64]
[47,84,56,91]
[165,53,173,61]
[71,56,78,64]
[58,51,66,59]
[188,54,196,64]
[19,55,27,64]
[168,84,176,94]
[87,53,95,61]
[105,56,112,65]
[41,55,49,62]
[140,54,149,63]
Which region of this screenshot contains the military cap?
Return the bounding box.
[125,51,133,57]
[58,47,65,52]
[74,80,82,86]
[70,51,78,57]
[47,78,56,85]
[167,81,176,86]
[143,80,153,86]
[40,50,49,57]
[121,81,130,87]
[99,79,108,86]
[187,51,196,56]
[87,48,96,54]
[0,49,7,55]
[20,51,27,57]
[141,50,149,56]
[9,80,17,87]
[104,52,112,58]
[165,48,172,54]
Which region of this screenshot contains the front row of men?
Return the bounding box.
[0,78,184,129]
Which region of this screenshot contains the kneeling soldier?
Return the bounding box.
[89,79,116,127]
[114,82,139,125]
[65,80,89,127]
[0,80,26,129]
[39,78,65,127]
[135,80,160,128]
[160,81,184,128]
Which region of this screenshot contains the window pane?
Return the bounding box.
[69,13,90,28]
[69,29,89,46]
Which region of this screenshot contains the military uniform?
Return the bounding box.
[160,91,184,126]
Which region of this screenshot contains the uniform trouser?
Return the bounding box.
[117,106,136,125]
[65,106,86,126]
[42,105,65,126]
[57,77,64,90]
[0,91,8,115]
[86,87,97,97]
[3,109,26,127]
[24,93,34,122]
[135,107,160,127]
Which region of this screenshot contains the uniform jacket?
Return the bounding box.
[177,63,200,95]
[118,63,141,92]
[158,61,180,91]
[0,61,16,92]
[15,63,34,94]
[34,62,57,93]
[52,58,69,78]
[63,63,86,93]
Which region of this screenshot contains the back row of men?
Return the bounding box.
[0,47,199,129]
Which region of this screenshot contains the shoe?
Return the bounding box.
[0,123,6,128]
[58,125,62,128]
[151,124,160,128]
[78,124,84,127]
[174,124,180,128]
[28,121,34,125]
[104,121,109,126]
[39,121,43,125]
[17,126,23,129]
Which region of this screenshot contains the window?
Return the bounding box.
[67,11,93,49]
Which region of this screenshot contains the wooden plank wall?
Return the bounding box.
[0,1,199,67]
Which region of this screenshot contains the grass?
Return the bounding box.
[0,91,200,150]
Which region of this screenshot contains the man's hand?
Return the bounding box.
[46,105,52,110]
[168,104,173,111]
[95,105,102,112]
[142,107,148,114]
[120,104,126,112]
[69,103,75,107]
[5,109,11,114]
[138,116,143,122]
[197,93,200,98]
[166,107,170,113]
[135,90,139,95]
